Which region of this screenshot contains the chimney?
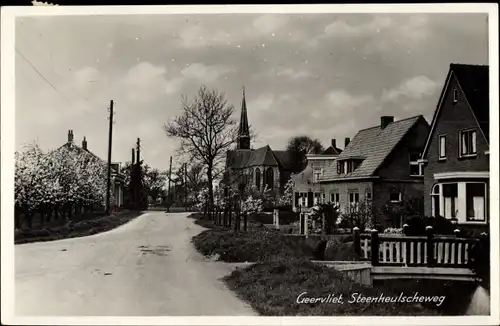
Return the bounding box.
[331,139,337,149]
[67,130,74,143]
[345,137,350,148]
[82,136,87,150]
[381,116,394,129]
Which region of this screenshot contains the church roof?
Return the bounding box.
[238,87,250,138]
[226,145,293,170]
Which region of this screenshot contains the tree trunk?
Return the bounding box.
[15,207,22,229]
[27,211,33,229]
[207,165,214,216]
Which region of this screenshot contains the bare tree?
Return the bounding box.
[164,86,238,209]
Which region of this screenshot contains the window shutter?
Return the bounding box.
[307,192,314,207]
[337,162,341,174]
[294,192,300,206]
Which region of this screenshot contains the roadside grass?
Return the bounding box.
[15,210,144,244]
[224,257,438,316]
[192,226,316,262]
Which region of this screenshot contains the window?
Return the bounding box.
[255,168,261,190]
[313,169,323,183]
[466,183,486,221]
[349,191,360,212]
[366,192,372,200]
[443,183,458,219]
[431,184,441,217]
[321,193,326,204]
[337,161,345,174]
[460,130,477,156]
[409,153,423,176]
[390,192,402,202]
[439,135,446,159]
[346,161,353,173]
[299,192,308,207]
[330,193,340,208]
[314,193,321,205]
[453,88,459,103]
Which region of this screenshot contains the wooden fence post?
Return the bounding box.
[403,223,409,236]
[322,213,326,235]
[353,227,361,257]
[299,213,305,235]
[371,229,379,266]
[244,212,248,231]
[426,226,435,267]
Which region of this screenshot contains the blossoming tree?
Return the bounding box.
[15,142,114,229]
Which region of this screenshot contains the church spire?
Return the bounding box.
[237,86,251,150]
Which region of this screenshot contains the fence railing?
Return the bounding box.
[353,227,482,268]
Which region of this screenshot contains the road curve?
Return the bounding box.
[15,211,257,316]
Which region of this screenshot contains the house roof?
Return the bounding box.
[52,141,122,176]
[422,64,489,158]
[320,115,425,181]
[322,145,342,155]
[226,145,293,170]
[451,64,489,140]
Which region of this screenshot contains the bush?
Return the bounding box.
[323,238,361,261]
[192,227,315,262]
[403,215,455,236]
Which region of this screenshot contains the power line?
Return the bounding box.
[15,47,69,102]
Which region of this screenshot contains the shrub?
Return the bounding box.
[323,238,361,261]
[403,215,456,236]
[192,227,315,262]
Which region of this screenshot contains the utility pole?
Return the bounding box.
[136,138,142,209]
[105,100,114,215]
[167,156,172,212]
[184,163,188,211]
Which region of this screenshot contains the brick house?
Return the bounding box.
[297,115,430,228]
[55,130,125,208]
[293,138,343,211]
[223,89,293,197]
[419,64,489,231]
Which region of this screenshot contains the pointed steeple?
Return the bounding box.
[237,86,251,150]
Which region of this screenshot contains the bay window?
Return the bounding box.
[431,181,487,223]
[442,183,458,219]
[466,183,486,221]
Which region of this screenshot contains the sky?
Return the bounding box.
[15,12,489,172]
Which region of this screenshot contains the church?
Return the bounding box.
[223,89,294,198]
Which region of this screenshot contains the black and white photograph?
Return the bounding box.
[1,4,498,325]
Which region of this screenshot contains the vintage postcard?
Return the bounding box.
[1,4,498,326]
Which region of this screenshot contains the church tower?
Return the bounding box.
[237,86,251,150]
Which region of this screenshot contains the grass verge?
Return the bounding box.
[224,258,438,316]
[15,210,144,244]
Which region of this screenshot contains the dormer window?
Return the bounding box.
[337,158,363,175]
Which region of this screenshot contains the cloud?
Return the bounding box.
[324,16,393,37]
[277,68,311,80]
[181,63,233,83]
[326,90,377,115]
[382,75,439,102]
[121,62,184,103]
[252,14,290,35]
